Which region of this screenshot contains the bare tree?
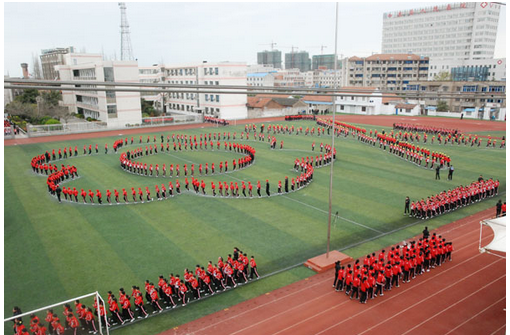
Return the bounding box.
[5,100,37,118]
[31,53,42,79]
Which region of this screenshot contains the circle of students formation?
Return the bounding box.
[30,125,340,205]
[332,230,453,304]
[24,116,504,321]
[11,248,260,335]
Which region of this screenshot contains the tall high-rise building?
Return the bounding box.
[285,51,311,72]
[382,2,501,60]
[312,54,339,70]
[257,50,282,69]
[40,47,75,80]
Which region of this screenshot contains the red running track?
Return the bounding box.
[164,207,505,335]
[5,114,504,146]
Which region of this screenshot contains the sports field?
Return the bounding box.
[4,116,506,334]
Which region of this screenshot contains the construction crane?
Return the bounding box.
[259,41,278,51]
[307,45,328,54]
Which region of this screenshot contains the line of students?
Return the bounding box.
[393,123,459,136]
[393,123,505,149]
[333,233,454,304]
[119,142,255,178]
[15,250,260,335]
[204,116,229,126]
[409,179,499,219]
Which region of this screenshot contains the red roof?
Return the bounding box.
[395,103,417,109]
[302,95,333,102]
[247,97,273,108]
[382,94,402,104]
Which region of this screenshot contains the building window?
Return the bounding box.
[216,95,220,102]
[489,86,504,92]
[205,94,209,101]
[107,105,117,118]
[462,85,478,92]
[104,67,114,82]
[361,106,366,112]
[215,67,219,75]
[340,105,344,110]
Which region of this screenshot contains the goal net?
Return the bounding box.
[5,291,109,335]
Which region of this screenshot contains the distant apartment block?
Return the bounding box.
[382,2,501,60]
[312,69,343,88]
[428,58,506,81]
[40,47,76,80]
[344,54,429,91]
[257,50,282,69]
[247,73,275,87]
[404,80,505,119]
[312,54,339,70]
[285,51,311,72]
[274,69,307,87]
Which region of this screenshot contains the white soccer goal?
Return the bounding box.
[4,291,109,335]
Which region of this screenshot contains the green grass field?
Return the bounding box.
[4,120,506,334]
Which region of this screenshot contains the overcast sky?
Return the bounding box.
[3,2,507,77]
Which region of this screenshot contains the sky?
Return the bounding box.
[2,1,507,77]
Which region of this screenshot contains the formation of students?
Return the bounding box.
[409,178,499,219]
[393,123,459,136]
[13,250,260,334]
[204,116,229,126]
[244,122,329,138]
[32,127,329,204]
[393,123,505,148]
[315,118,453,170]
[333,233,454,304]
[119,141,255,178]
[284,114,316,121]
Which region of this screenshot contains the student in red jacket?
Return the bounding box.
[109,297,124,325]
[350,274,361,300]
[132,286,148,318]
[375,270,386,297]
[150,285,163,313]
[335,266,345,291]
[85,307,98,333]
[391,262,402,288]
[249,256,260,279]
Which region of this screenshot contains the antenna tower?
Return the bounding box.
[119,2,134,61]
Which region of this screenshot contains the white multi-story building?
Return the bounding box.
[303,87,413,115]
[138,65,165,110]
[428,57,506,81]
[311,69,343,88]
[382,2,501,60]
[273,69,307,87]
[40,47,75,80]
[57,53,142,128]
[247,64,279,73]
[163,61,247,120]
[247,72,275,87]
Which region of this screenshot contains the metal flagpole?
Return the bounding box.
[326,2,339,258]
